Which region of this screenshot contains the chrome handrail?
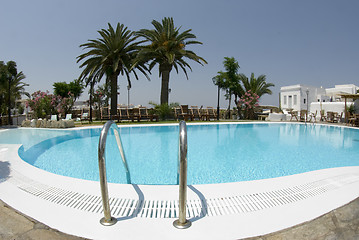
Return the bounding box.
[98,120,131,226]
[173,121,192,229]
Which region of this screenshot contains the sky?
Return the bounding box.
[1,0,358,108]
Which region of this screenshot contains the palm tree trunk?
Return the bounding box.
[227,92,231,119]
[110,74,118,119]
[89,80,94,122]
[160,63,172,105]
[8,79,12,125]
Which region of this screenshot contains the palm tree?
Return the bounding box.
[135,17,207,105]
[236,73,274,119]
[238,73,274,98]
[10,71,30,100]
[77,23,149,118]
[212,57,242,118]
[0,61,28,125]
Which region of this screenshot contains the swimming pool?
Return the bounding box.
[2,123,359,185]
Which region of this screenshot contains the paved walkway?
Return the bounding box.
[1,197,358,240]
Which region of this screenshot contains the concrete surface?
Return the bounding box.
[1,197,358,240]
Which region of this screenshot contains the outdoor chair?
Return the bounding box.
[332,112,342,123]
[308,110,317,123]
[173,107,181,121]
[50,115,58,121]
[336,112,343,123]
[205,107,217,121]
[139,107,158,122]
[100,106,110,121]
[289,110,298,121]
[131,108,141,122]
[64,114,72,121]
[348,113,359,127]
[320,110,327,122]
[190,106,203,120]
[145,107,158,122]
[299,110,307,122]
[80,111,89,123]
[118,107,133,122]
[326,111,334,123]
[178,105,193,121]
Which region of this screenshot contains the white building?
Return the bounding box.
[325,84,359,101]
[280,83,359,115]
[280,84,326,112]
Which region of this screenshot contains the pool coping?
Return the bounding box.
[1,122,359,239]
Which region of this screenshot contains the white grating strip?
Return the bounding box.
[6,171,359,219]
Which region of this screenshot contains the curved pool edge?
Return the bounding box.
[1,135,359,240]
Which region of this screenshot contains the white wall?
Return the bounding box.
[310,102,346,119]
[281,90,301,111]
[281,85,318,112]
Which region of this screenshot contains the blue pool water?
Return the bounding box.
[1,123,359,185]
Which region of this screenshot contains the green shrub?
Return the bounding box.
[149,101,179,120]
[347,104,355,114]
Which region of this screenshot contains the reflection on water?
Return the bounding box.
[1,124,359,185]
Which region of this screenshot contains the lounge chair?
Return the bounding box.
[80,112,89,123]
[131,108,141,122]
[118,107,133,122]
[133,107,158,122]
[100,106,110,121]
[205,107,217,121]
[178,105,193,121]
[50,115,58,121]
[141,107,158,122]
[64,114,72,121]
[173,107,181,121]
[190,106,203,120]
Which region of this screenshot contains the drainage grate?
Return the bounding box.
[7,170,359,219]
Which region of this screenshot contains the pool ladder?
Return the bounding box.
[98,120,191,229]
[98,121,130,226]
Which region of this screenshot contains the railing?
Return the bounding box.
[98,120,131,226]
[98,120,190,228]
[173,121,192,229]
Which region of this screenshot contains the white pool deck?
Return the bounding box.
[0,123,359,239]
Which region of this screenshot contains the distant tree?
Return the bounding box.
[77,23,149,118]
[238,73,274,98]
[0,61,28,124]
[212,57,242,118]
[92,83,111,109]
[53,79,84,100]
[235,73,274,119]
[10,71,30,103]
[135,17,207,105]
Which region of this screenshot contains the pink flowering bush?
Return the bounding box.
[237,90,259,119]
[26,90,74,119]
[93,89,106,109]
[57,92,74,116]
[26,91,56,118]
